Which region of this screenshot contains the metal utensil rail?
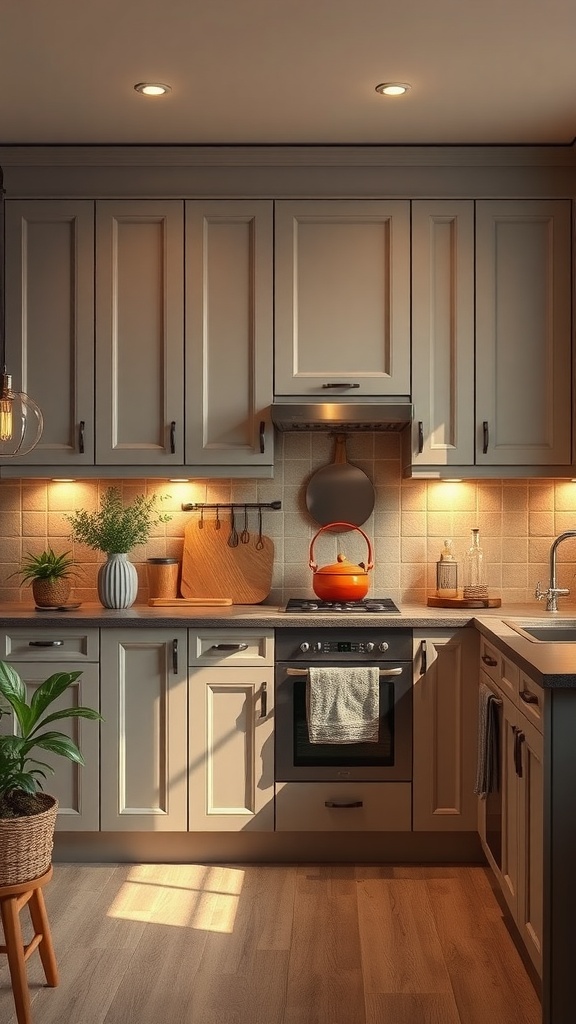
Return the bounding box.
[181,501,282,511]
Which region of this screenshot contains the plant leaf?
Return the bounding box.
[0,662,32,733]
[30,706,102,733]
[30,732,86,765]
[28,671,82,727]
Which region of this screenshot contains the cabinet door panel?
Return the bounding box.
[500,695,521,916]
[413,629,479,831]
[0,661,99,831]
[275,200,410,395]
[5,200,95,464]
[517,717,543,976]
[185,201,273,465]
[410,201,475,466]
[189,666,274,831]
[476,200,571,465]
[100,630,187,830]
[96,202,184,464]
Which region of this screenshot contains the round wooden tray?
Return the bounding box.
[427,595,501,608]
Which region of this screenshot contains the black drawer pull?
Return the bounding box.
[28,640,64,647]
[260,682,267,718]
[210,643,249,652]
[259,420,265,454]
[417,421,424,455]
[172,638,178,674]
[520,688,539,706]
[324,800,363,809]
[482,653,498,667]
[79,420,85,454]
[321,382,360,389]
[482,421,489,454]
[170,420,176,455]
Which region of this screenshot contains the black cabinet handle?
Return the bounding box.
[417,421,424,455]
[259,420,265,454]
[520,688,539,706]
[321,383,360,389]
[170,421,176,455]
[79,420,85,455]
[172,638,178,674]
[324,800,363,808]
[482,653,498,667]
[513,726,525,778]
[421,640,427,674]
[482,421,489,455]
[210,643,248,652]
[29,640,64,647]
[260,682,267,718]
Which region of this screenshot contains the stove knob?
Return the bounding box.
[299,642,310,653]
[312,642,323,653]
[378,641,389,653]
[365,642,375,653]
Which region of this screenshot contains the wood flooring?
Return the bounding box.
[0,863,541,1024]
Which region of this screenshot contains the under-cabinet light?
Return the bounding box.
[134,82,172,97]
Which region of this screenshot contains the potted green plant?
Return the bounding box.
[65,486,172,608]
[0,661,101,885]
[13,547,76,608]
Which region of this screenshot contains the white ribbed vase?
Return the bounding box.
[98,553,138,609]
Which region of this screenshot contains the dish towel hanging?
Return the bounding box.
[474,680,502,797]
[306,666,380,744]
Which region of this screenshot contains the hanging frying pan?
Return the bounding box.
[305,434,375,528]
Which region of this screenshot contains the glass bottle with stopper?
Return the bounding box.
[463,528,488,600]
[436,539,459,598]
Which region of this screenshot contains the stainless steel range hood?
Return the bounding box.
[270,397,413,432]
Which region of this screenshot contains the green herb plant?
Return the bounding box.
[15,547,75,584]
[65,486,172,554]
[0,661,102,818]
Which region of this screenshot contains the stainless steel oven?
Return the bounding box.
[275,627,413,782]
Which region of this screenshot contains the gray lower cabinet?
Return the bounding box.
[0,626,100,831]
[412,628,479,831]
[99,629,188,831]
[188,629,275,831]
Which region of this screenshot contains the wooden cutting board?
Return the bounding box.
[181,521,274,604]
[427,595,501,608]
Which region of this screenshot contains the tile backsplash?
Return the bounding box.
[2,432,576,608]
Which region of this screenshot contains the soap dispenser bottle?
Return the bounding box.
[436,539,459,599]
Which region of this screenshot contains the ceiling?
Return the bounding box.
[3,0,576,147]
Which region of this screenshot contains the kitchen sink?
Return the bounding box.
[503,618,576,643]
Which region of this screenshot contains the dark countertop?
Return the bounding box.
[2,601,576,688]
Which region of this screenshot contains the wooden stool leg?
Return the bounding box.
[0,895,32,1024]
[27,888,59,987]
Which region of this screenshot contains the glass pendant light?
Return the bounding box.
[0,166,43,457]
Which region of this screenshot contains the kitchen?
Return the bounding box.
[1,2,576,1023]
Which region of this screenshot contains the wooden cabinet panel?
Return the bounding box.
[475,199,572,466]
[95,201,184,465]
[185,201,274,466]
[275,781,412,831]
[5,200,95,465]
[0,661,99,831]
[274,200,411,396]
[413,629,479,831]
[188,665,274,831]
[410,201,475,466]
[100,629,188,830]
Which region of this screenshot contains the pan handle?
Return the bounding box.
[309,522,374,572]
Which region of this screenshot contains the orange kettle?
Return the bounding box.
[309,522,374,602]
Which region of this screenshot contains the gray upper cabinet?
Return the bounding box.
[96,201,185,465]
[475,200,572,467]
[5,198,273,473]
[274,200,411,396]
[5,200,95,465]
[184,201,274,467]
[408,198,572,473]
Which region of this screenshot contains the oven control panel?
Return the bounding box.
[299,640,389,654]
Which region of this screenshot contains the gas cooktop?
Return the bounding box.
[284,598,401,614]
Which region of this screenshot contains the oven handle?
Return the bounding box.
[285,667,403,677]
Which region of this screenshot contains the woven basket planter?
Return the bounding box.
[32,579,72,608]
[0,794,58,886]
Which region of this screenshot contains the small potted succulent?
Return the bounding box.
[14,547,76,608]
[65,486,172,608]
[0,661,101,885]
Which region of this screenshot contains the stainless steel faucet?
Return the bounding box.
[535,530,576,611]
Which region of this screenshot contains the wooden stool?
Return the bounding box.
[0,866,59,1024]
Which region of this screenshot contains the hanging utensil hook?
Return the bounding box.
[228,507,239,547]
[215,504,221,530]
[255,506,265,550]
[241,504,250,543]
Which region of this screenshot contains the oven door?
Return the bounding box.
[275,661,413,782]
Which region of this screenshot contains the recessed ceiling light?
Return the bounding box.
[134,82,172,97]
[375,83,411,97]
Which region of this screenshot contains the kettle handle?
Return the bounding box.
[309,522,374,572]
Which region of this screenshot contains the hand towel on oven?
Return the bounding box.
[306,666,380,744]
[474,680,502,797]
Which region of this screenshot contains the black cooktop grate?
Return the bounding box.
[284,598,400,613]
